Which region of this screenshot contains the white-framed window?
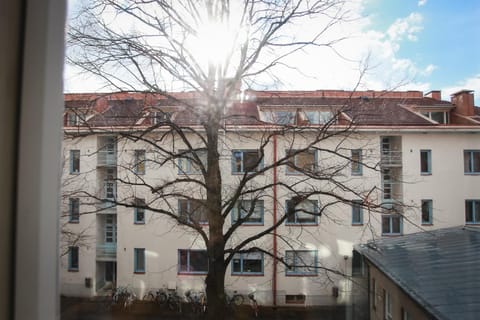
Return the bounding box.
[179,199,208,224]
[262,109,333,125]
[134,149,146,174]
[352,200,363,225]
[105,214,117,243]
[231,252,264,275]
[402,308,413,320]
[420,149,432,174]
[351,149,363,175]
[69,150,80,174]
[285,250,318,275]
[384,290,392,320]
[464,150,480,174]
[382,168,392,200]
[178,249,208,274]
[134,248,145,273]
[382,214,402,235]
[286,149,317,174]
[68,246,79,271]
[285,199,318,225]
[232,150,263,174]
[231,200,264,225]
[151,110,172,124]
[66,112,80,126]
[421,199,433,224]
[69,198,79,223]
[178,149,207,174]
[134,198,145,224]
[421,111,449,124]
[465,200,480,224]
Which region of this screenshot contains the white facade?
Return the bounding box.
[60,91,480,306]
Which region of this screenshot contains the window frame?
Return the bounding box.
[285,199,319,225]
[351,200,363,225]
[384,289,393,320]
[178,249,208,275]
[464,150,480,174]
[351,149,363,175]
[420,149,432,175]
[68,246,79,271]
[134,149,146,174]
[134,248,146,273]
[231,200,264,225]
[286,149,317,175]
[68,197,80,223]
[231,149,264,174]
[285,250,318,276]
[134,198,146,224]
[372,278,377,309]
[421,199,433,225]
[69,149,80,174]
[465,199,480,224]
[231,252,264,276]
[178,149,207,175]
[381,214,402,236]
[178,199,208,224]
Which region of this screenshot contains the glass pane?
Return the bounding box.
[420,151,430,173]
[275,111,294,124]
[421,200,431,223]
[297,151,315,171]
[179,251,188,272]
[232,258,241,272]
[296,251,315,273]
[233,151,242,172]
[243,258,262,273]
[473,152,480,172]
[305,111,319,124]
[319,111,333,124]
[243,151,260,172]
[464,151,472,172]
[189,251,208,272]
[430,112,445,123]
[382,216,391,233]
[296,200,316,223]
[392,216,401,233]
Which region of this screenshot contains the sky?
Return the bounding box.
[64,0,480,104]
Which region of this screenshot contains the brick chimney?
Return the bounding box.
[451,90,475,116]
[425,90,441,100]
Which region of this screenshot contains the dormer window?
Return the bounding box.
[152,110,172,125]
[261,108,334,125]
[421,111,449,124]
[66,112,80,126]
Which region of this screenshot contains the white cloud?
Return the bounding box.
[387,12,423,42]
[442,75,480,105]
[418,0,427,7]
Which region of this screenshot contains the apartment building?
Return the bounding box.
[60,89,480,307]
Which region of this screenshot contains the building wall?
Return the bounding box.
[60,129,480,306]
[368,263,432,320]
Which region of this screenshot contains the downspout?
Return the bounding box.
[272,134,278,306]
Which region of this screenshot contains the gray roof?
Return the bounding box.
[356,227,480,320]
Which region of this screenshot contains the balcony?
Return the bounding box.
[97,243,117,260]
[380,151,402,167]
[97,150,117,167]
[97,200,116,214]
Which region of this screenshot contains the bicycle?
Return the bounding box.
[185,290,206,314]
[248,293,259,318]
[166,288,182,313]
[143,288,168,305]
[226,290,244,308]
[112,286,137,311]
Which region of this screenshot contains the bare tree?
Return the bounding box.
[65,1,392,318]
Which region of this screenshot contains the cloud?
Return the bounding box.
[442,75,480,105]
[418,0,427,7]
[387,12,423,42]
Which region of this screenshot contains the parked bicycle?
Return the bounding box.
[185,290,206,314]
[143,287,168,305]
[226,290,244,308]
[112,286,137,311]
[165,288,182,313]
[248,293,259,318]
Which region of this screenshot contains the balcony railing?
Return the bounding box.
[97,201,116,214]
[97,151,117,167]
[97,243,117,260]
[380,151,402,167]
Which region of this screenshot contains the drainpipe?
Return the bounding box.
[272,134,278,306]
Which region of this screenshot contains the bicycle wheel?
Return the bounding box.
[232,294,244,306]
[143,292,155,301]
[157,292,168,305]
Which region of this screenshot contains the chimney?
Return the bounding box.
[425,90,441,101]
[451,90,475,116]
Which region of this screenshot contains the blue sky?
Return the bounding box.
[65,0,480,104]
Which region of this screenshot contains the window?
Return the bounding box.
[420,149,431,174]
[384,290,393,320]
[69,198,79,223]
[134,198,145,224]
[465,200,480,224]
[286,199,318,225]
[372,278,377,309]
[68,246,79,271]
[285,294,306,304]
[402,308,413,320]
[232,150,263,174]
[69,150,80,174]
[351,149,363,175]
[285,250,317,275]
[134,248,145,273]
[421,111,449,124]
[382,214,402,235]
[232,252,264,275]
[178,149,207,174]
[231,200,264,225]
[178,249,208,274]
[382,169,392,200]
[464,150,480,174]
[351,251,364,276]
[352,200,363,225]
[179,199,208,224]
[152,110,172,124]
[421,199,433,224]
[286,149,316,174]
[134,149,146,174]
[66,112,79,126]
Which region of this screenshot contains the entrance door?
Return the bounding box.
[105,261,117,282]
